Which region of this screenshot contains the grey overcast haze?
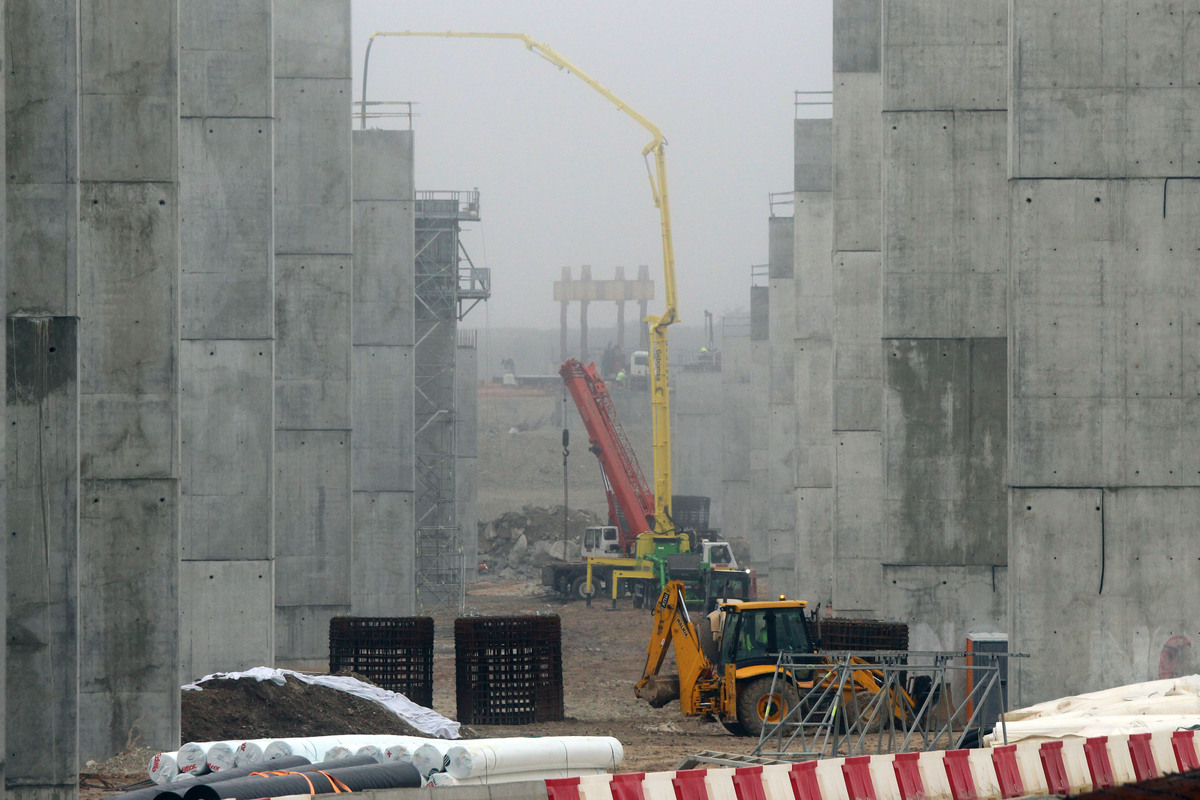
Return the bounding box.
[352,2,834,331]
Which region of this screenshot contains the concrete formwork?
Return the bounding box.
[351,130,416,616]
[179,0,275,682]
[793,119,834,608]
[76,1,180,761]
[273,0,353,665]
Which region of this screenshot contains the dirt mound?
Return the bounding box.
[477,505,601,579]
[181,674,428,742]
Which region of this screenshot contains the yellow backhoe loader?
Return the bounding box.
[635,581,915,737]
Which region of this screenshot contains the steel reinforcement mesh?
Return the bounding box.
[328,617,435,707]
[820,618,909,651]
[454,615,565,725]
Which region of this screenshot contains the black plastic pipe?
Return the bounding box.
[103,756,314,800]
[183,759,418,800]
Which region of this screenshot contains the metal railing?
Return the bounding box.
[416,190,480,221]
[750,650,1022,761]
[795,90,833,119]
[750,263,769,288]
[770,191,795,218]
[352,100,416,129]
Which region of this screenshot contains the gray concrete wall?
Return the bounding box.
[351,129,416,616]
[179,0,275,683]
[671,370,723,533]
[7,1,78,790]
[76,0,180,761]
[720,320,754,564]
[1006,2,1200,703]
[273,0,353,665]
[793,119,834,609]
[457,341,479,582]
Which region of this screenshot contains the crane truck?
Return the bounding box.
[541,359,746,606]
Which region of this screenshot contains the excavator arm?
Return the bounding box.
[635,581,717,713]
[363,30,679,532]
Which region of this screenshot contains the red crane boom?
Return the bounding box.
[560,359,655,551]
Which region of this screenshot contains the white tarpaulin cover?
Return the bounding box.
[985,674,1200,745]
[444,736,624,780]
[182,666,460,739]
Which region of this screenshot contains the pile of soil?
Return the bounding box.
[477,504,601,579]
[180,674,429,742]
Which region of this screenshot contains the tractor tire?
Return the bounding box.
[720,720,748,736]
[736,676,799,738]
[569,575,593,600]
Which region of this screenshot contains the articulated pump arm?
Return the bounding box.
[364,30,679,532]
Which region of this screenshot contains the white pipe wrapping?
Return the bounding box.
[262,735,396,763]
[384,737,435,763]
[147,751,180,785]
[444,737,624,780]
[232,739,276,767]
[204,741,244,772]
[428,767,609,786]
[355,745,385,761]
[412,737,512,775]
[174,743,212,777]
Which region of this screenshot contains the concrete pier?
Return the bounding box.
[179,0,276,682]
[272,0,353,666]
[351,129,416,615]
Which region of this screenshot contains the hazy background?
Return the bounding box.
[351,2,834,333]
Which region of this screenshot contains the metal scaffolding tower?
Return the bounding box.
[413,190,488,611]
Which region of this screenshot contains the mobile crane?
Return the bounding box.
[540,359,744,605]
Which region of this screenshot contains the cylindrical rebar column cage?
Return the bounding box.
[328,617,435,707]
[454,615,565,725]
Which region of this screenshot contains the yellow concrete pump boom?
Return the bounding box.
[363,31,679,532]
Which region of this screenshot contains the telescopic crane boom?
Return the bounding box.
[362,30,680,532]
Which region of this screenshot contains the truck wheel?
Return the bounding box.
[720,720,748,736]
[569,575,593,600]
[736,676,799,738]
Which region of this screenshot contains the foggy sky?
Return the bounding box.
[352,2,834,331]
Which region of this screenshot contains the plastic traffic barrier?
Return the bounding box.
[990,746,1023,799]
[610,772,648,800]
[1172,729,1200,771]
[892,753,924,800]
[841,757,876,800]
[731,766,767,800]
[942,750,976,800]
[1037,741,1068,796]
[1127,732,1159,781]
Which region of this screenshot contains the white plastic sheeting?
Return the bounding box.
[182,667,459,738]
[985,675,1200,745]
[147,751,179,785]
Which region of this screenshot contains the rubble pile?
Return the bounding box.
[477,505,602,579]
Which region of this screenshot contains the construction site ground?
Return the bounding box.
[84,577,744,796]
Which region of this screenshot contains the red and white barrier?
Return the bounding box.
[541,728,1200,800]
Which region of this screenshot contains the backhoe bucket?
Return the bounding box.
[636,673,681,707]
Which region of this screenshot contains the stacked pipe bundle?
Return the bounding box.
[413,736,623,785]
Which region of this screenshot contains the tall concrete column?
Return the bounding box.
[351,129,415,615]
[831,0,885,616]
[793,119,834,609]
[6,1,79,793]
[179,0,275,680]
[76,0,180,761]
[876,1,1009,651]
[766,215,797,596]
[274,0,353,666]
